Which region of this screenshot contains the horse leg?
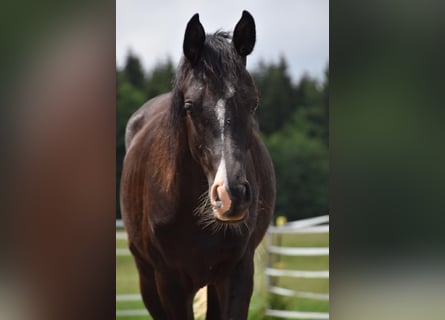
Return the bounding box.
[205,284,222,320]
[155,271,195,320]
[213,254,255,320]
[131,253,167,319]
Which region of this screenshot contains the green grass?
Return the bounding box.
[116,229,329,319]
[116,254,139,293]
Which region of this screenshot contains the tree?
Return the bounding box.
[252,57,296,135]
[321,65,329,146]
[294,73,323,108]
[123,51,145,89]
[145,58,175,99]
[292,70,328,145]
[264,123,328,220]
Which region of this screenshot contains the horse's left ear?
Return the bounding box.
[233,10,256,57]
[183,13,206,65]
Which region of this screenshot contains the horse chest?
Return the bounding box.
[154,223,247,279]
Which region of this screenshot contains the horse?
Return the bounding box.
[120,11,276,320]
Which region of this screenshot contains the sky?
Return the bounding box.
[116,0,329,83]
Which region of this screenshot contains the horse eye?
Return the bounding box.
[184,101,193,111]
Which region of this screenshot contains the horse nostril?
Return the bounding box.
[215,193,222,208]
[211,183,232,212]
[211,184,218,204]
[233,182,251,204]
[243,182,251,203]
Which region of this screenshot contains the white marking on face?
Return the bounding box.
[214,156,227,188]
[214,81,238,190]
[215,99,225,130]
[225,83,235,98]
[215,99,228,187]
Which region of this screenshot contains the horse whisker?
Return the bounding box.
[194,190,248,236]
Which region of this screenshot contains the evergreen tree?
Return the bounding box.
[252,56,296,135]
[264,121,328,220]
[292,71,327,142]
[145,58,175,99]
[294,73,322,108]
[321,65,329,146]
[123,51,145,89]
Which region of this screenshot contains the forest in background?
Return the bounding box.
[117,53,328,221]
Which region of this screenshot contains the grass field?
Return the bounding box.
[116,229,328,319]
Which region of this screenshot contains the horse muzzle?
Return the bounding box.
[210,181,251,222]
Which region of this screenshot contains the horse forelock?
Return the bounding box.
[173,32,244,94]
[201,31,243,86]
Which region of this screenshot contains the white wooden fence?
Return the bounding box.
[116,215,329,319]
[265,215,329,319]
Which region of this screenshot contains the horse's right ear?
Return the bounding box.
[233,10,256,57]
[183,14,205,65]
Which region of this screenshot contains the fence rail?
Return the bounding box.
[268,246,329,256]
[265,268,329,278]
[268,287,329,301]
[265,309,329,319]
[268,225,329,234]
[265,215,329,319]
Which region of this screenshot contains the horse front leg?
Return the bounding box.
[155,271,195,320]
[210,254,254,320]
[130,245,166,319]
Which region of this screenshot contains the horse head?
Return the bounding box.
[173,11,258,224]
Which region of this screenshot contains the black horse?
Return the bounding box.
[120,11,275,319]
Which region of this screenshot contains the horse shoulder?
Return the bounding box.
[121,92,175,244]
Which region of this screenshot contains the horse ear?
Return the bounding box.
[183,13,205,65]
[233,10,256,57]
